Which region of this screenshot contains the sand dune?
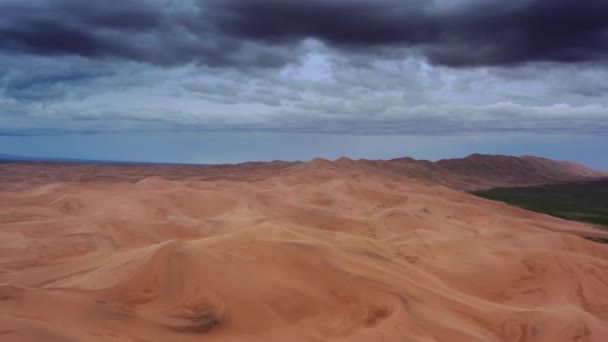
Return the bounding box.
[2,153,606,191]
[0,158,607,341]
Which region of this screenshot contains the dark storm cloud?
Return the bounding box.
[3,64,110,102]
[0,0,163,58]
[0,0,297,67]
[1,0,608,138]
[211,0,608,67]
[1,0,608,68]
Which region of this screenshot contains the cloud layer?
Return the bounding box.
[1,0,608,136]
[3,0,608,67]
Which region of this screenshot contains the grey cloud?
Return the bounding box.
[1,58,113,102]
[0,0,300,68]
[2,0,608,68]
[1,1,608,137]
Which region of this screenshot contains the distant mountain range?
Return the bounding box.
[0,154,205,166]
[0,154,45,161]
[277,154,608,191]
[1,153,606,191]
[359,153,608,190]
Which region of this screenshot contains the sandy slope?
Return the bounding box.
[0,160,608,341]
[2,153,606,191]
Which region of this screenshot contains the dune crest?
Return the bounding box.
[2,153,606,191]
[0,157,607,341]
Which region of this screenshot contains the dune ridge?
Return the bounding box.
[1,153,606,191]
[0,157,607,341]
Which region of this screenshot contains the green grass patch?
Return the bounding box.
[471,179,608,227]
[585,237,608,244]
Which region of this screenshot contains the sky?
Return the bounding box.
[1,0,607,168]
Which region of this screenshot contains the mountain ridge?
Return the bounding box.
[0,153,606,191]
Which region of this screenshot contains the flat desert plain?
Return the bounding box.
[1,157,608,341]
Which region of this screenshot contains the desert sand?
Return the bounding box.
[2,154,606,192]
[1,156,607,341]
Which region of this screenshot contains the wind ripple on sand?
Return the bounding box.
[0,166,607,341]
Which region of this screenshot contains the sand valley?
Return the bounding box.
[0,155,607,341]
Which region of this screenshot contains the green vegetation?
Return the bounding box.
[471,180,608,236]
[585,237,608,244]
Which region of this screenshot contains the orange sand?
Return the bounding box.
[0,157,607,341]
